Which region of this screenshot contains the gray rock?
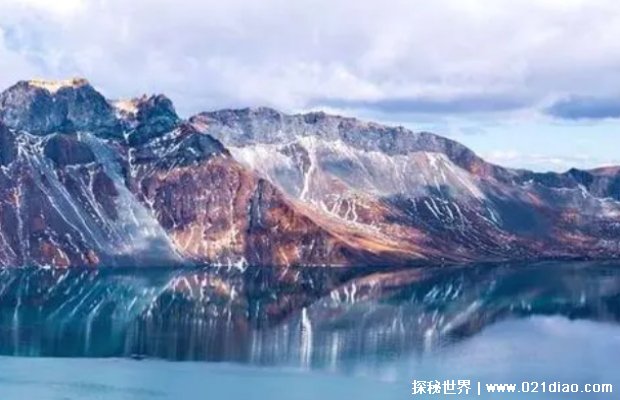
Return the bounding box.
[0,79,122,138]
[0,122,16,166]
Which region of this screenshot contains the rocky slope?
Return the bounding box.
[0,80,412,268]
[192,107,620,262]
[0,78,619,268]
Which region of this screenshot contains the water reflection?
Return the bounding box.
[0,262,619,370]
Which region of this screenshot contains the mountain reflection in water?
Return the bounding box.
[0,262,619,370]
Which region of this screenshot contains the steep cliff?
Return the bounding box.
[0,79,618,268]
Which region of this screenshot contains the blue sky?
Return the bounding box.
[1,0,619,172]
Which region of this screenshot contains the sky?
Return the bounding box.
[1,0,620,172]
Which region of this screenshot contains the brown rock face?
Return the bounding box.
[0,80,410,268]
[0,149,105,267]
[0,123,173,267]
[129,125,407,267]
[193,107,620,263]
[43,134,96,167]
[1,80,620,268]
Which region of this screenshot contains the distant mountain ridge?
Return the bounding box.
[0,78,618,268]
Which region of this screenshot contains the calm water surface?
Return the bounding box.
[0,262,618,399]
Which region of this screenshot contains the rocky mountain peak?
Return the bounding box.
[117,94,181,146]
[0,78,121,138]
[1,77,620,268]
[191,107,494,176]
[113,94,177,119]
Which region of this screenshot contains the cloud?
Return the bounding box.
[1,0,620,172]
[483,149,620,172]
[319,93,531,115]
[5,0,85,17]
[546,96,620,120]
[0,0,620,119]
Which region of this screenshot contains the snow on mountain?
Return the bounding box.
[0,79,619,268]
[192,107,620,262]
[0,80,403,268]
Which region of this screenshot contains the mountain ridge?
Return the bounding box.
[0,78,619,268]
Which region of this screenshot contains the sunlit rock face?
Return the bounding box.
[0,263,618,365]
[1,78,620,268]
[118,94,181,146]
[192,108,620,262]
[126,123,379,267]
[0,80,408,268]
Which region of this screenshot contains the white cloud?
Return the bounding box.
[1,0,620,172]
[483,149,620,172]
[3,0,85,17]
[1,0,620,116]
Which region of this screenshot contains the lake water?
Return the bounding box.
[0,262,619,399]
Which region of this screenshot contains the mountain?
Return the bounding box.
[0,80,402,268]
[191,107,620,262]
[0,78,618,268]
[0,78,122,138]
